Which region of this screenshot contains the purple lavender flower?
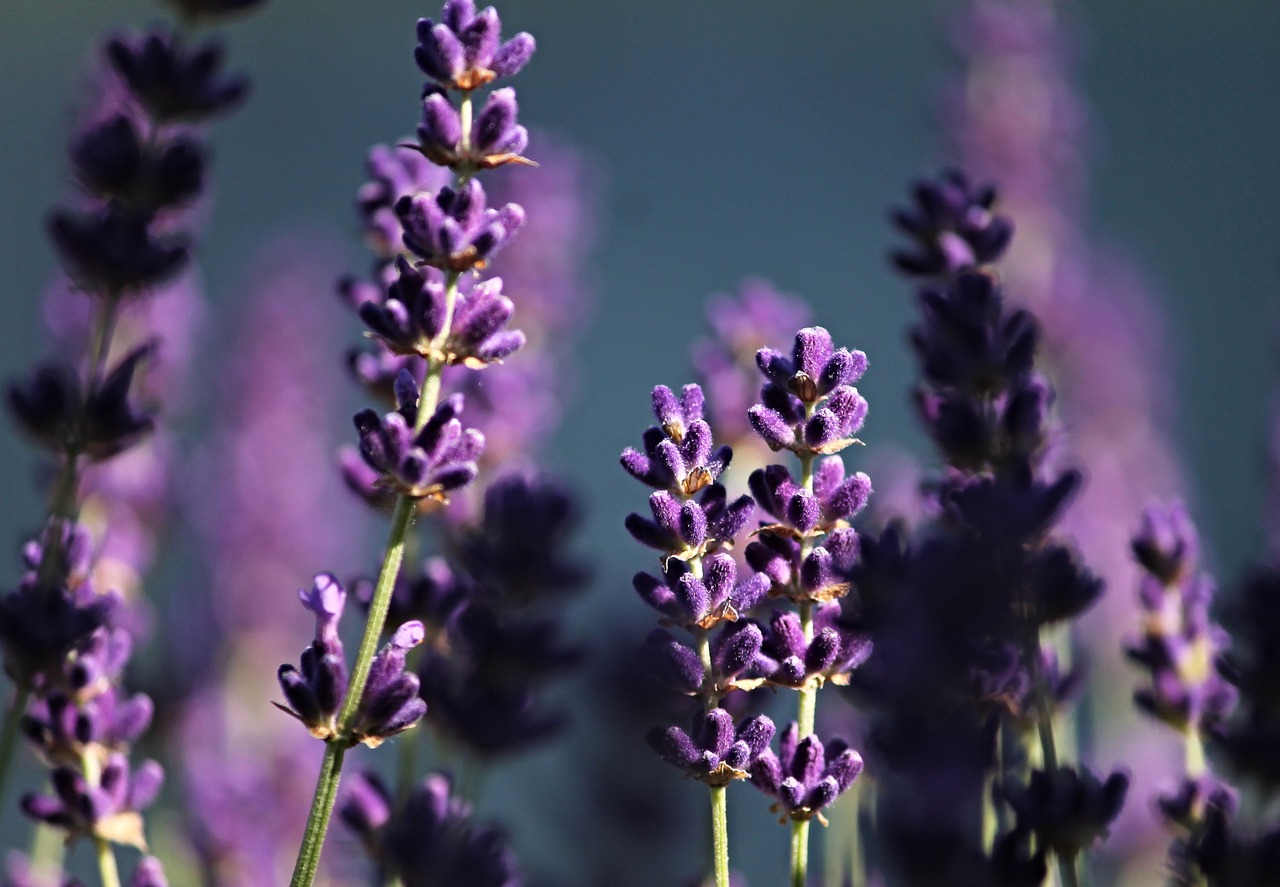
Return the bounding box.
[276,574,426,746]
[752,605,872,690]
[415,0,535,91]
[358,257,525,367]
[416,87,532,171]
[357,144,452,259]
[106,29,248,122]
[891,168,1013,278]
[71,114,204,214]
[1128,502,1236,734]
[749,327,869,456]
[750,722,863,823]
[748,459,871,535]
[1002,766,1130,855]
[621,384,733,497]
[48,206,189,294]
[624,487,754,560]
[0,576,118,688]
[21,752,163,850]
[353,378,485,507]
[341,770,524,887]
[395,179,525,273]
[633,553,769,631]
[644,623,763,698]
[649,708,776,787]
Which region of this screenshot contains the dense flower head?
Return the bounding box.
[891,168,1013,278]
[644,622,763,698]
[633,553,769,631]
[276,574,426,746]
[750,721,864,823]
[416,87,532,171]
[23,684,153,765]
[0,579,119,687]
[358,143,451,258]
[624,486,754,560]
[21,752,163,850]
[749,459,871,536]
[396,179,525,272]
[106,29,249,122]
[621,384,733,497]
[1127,501,1237,734]
[744,526,860,604]
[752,605,872,690]
[1002,765,1129,856]
[748,327,869,456]
[358,257,525,367]
[649,708,776,787]
[341,770,524,887]
[352,375,485,507]
[415,0,535,91]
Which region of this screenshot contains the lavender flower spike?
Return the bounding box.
[353,376,485,508]
[350,620,428,748]
[21,752,164,850]
[621,383,733,497]
[416,87,532,171]
[415,0,536,91]
[649,709,776,787]
[750,722,864,825]
[275,574,349,740]
[396,180,525,273]
[890,168,1013,278]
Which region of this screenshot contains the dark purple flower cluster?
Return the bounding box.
[341,771,522,887]
[890,168,1013,279]
[750,722,864,824]
[275,574,426,748]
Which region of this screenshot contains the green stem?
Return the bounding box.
[790,818,811,887]
[710,784,729,887]
[1185,729,1206,779]
[94,837,121,887]
[288,741,347,887]
[0,685,32,811]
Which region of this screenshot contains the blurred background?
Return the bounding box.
[1,1,1278,885]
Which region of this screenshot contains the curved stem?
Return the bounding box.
[94,837,121,887]
[790,818,811,887]
[710,784,730,887]
[0,685,32,810]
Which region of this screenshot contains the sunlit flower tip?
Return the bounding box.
[750,723,863,823]
[891,167,1013,278]
[633,553,769,630]
[71,115,205,213]
[756,327,867,405]
[298,573,347,645]
[415,2,535,91]
[1003,766,1129,856]
[395,180,525,272]
[353,393,484,506]
[351,621,428,748]
[416,88,532,170]
[106,29,248,122]
[21,754,163,849]
[649,709,776,786]
[622,384,732,496]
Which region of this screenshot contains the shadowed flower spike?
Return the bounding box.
[891,168,1013,278]
[621,384,733,496]
[49,205,189,294]
[1003,766,1129,856]
[21,752,164,850]
[71,115,205,214]
[395,179,525,272]
[352,378,485,507]
[750,722,864,824]
[9,345,156,461]
[644,622,763,697]
[350,621,428,747]
[0,577,118,687]
[275,573,349,740]
[649,708,776,787]
[358,257,525,367]
[415,0,536,91]
[106,29,249,122]
[633,552,770,630]
[749,327,868,456]
[416,87,533,171]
